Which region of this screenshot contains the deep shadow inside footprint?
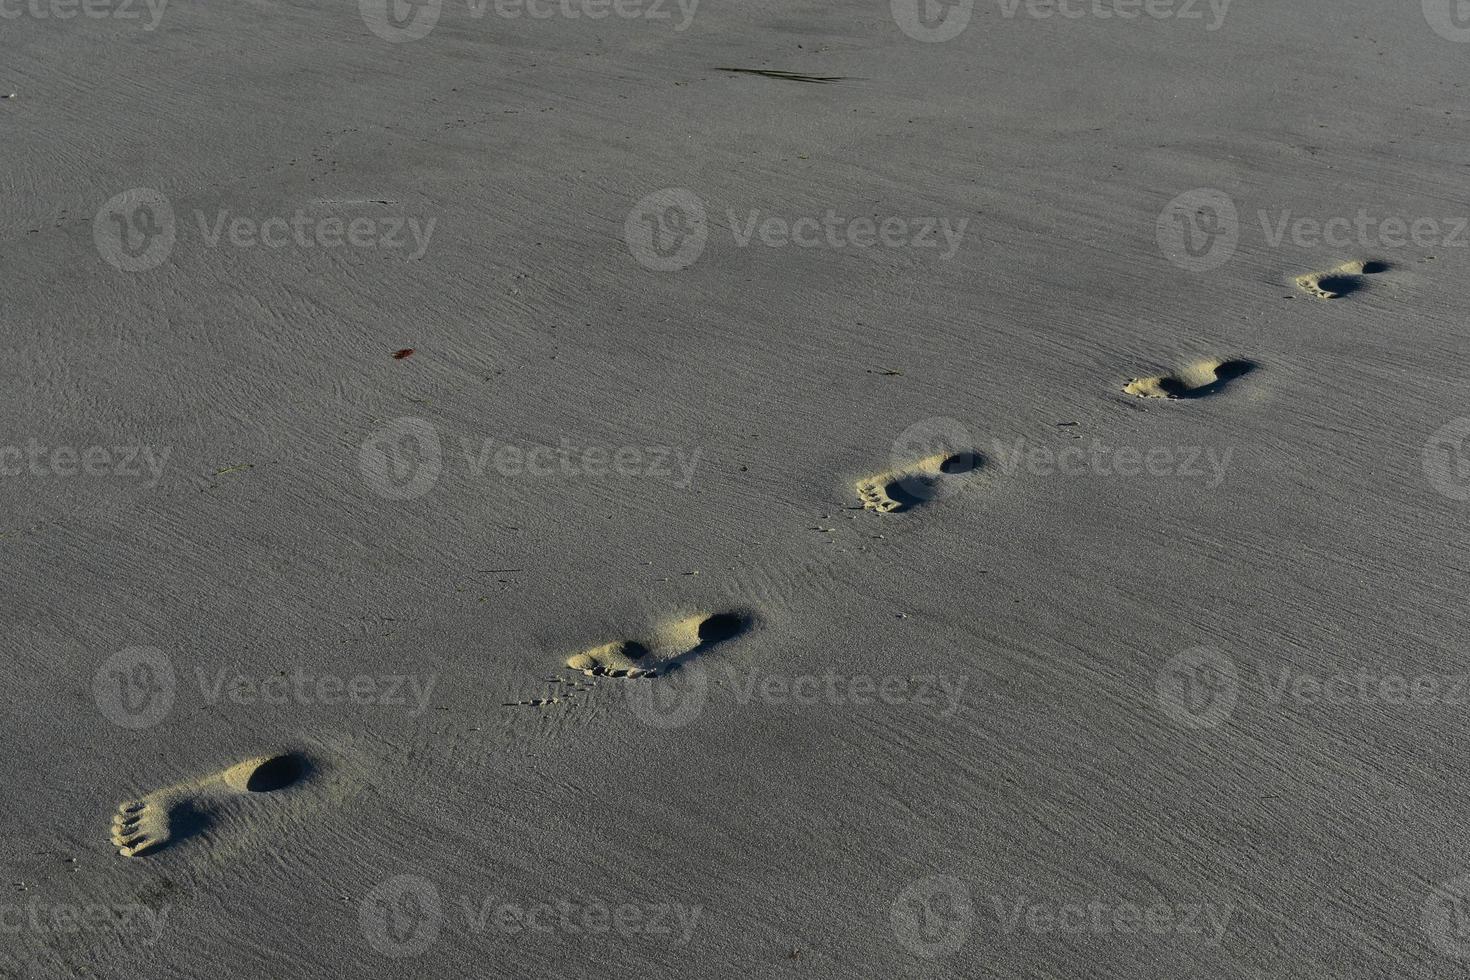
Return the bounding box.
[164,754,305,849]
[883,476,937,511]
[884,452,980,510]
[662,611,755,673]
[243,753,307,793]
[112,751,314,857]
[941,451,981,476]
[1160,359,1257,399]
[697,612,749,645]
[1312,274,1366,298]
[1127,359,1257,400]
[1296,259,1390,298]
[160,798,211,852]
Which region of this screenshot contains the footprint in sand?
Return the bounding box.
[109,752,307,857]
[563,610,753,680]
[1294,259,1389,299]
[855,451,981,513]
[1124,359,1257,400]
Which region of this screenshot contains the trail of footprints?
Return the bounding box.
[107,257,1378,856]
[1119,258,1388,403]
[514,257,1393,711]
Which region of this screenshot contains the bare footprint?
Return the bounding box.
[1124,359,1256,399]
[566,640,656,679]
[1294,259,1389,299]
[855,451,980,513]
[562,610,753,681]
[109,753,307,857]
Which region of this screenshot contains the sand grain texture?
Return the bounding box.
[4,0,1470,977]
